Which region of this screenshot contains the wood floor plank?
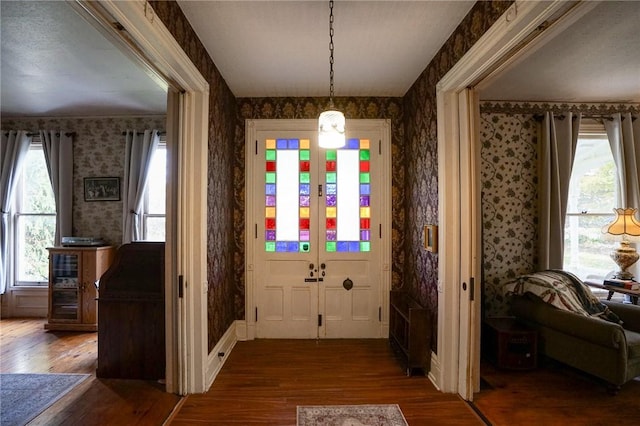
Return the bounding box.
[4,318,639,425]
[473,359,640,426]
[0,318,181,425]
[171,339,483,425]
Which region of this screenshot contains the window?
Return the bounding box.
[141,142,166,241]
[563,126,618,280]
[13,143,56,286]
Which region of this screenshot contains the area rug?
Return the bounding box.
[297,404,408,426]
[0,373,90,426]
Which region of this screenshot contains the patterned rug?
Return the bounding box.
[297,404,408,426]
[0,373,90,426]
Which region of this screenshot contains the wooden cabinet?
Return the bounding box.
[389,290,431,376]
[97,242,165,380]
[482,318,537,370]
[45,246,115,331]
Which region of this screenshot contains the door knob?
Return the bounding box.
[343,278,353,291]
[309,263,314,270]
[320,263,326,270]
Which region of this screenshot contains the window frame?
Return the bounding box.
[563,121,618,281]
[141,139,167,241]
[12,141,56,287]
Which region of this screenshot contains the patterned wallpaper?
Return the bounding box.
[478,102,640,318]
[479,113,539,317]
[152,0,513,352]
[149,1,238,352]
[1,116,165,246]
[402,1,513,352]
[235,97,404,319]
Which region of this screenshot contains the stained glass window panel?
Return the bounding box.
[336,149,360,241]
[325,138,372,252]
[263,138,311,253]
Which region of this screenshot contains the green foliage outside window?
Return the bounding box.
[17,148,55,284]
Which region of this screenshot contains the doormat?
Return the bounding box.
[297,404,408,426]
[0,373,90,426]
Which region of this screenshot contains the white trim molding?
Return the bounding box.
[79,0,210,395]
[206,321,238,390]
[436,0,579,397]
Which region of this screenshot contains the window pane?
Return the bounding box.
[563,132,617,280]
[23,148,55,213]
[17,215,55,283]
[145,217,165,242]
[263,138,310,253]
[276,149,300,242]
[567,136,616,214]
[325,138,371,253]
[147,146,166,214]
[563,214,616,280]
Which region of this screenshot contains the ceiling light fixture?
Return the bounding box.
[318,0,346,149]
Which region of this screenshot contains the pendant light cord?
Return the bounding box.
[328,0,335,104]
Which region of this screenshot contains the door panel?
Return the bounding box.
[249,120,388,339]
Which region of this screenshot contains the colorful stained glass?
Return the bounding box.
[264,138,311,253]
[324,138,371,252]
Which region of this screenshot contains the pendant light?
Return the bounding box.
[318,0,346,149]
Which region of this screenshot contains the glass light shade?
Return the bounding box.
[603,207,640,280]
[318,110,346,148]
[602,208,640,240]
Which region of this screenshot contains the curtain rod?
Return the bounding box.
[23,131,76,137]
[533,114,636,122]
[121,131,166,136]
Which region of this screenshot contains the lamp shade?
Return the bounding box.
[318,109,346,149]
[603,207,640,239]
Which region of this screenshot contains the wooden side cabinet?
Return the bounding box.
[482,317,537,370]
[389,290,431,376]
[45,246,115,331]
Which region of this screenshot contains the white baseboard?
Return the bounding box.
[235,320,248,341]
[428,351,441,391]
[205,320,238,390]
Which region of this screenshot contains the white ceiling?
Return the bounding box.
[478,0,640,103]
[0,0,167,117]
[176,0,475,97]
[1,1,638,118]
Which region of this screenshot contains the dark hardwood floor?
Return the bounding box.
[0,318,181,425]
[2,318,640,425]
[172,339,482,425]
[474,358,640,426]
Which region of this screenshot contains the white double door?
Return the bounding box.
[247,119,390,339]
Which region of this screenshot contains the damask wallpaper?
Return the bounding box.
[149,1,238,352]
[151,0,513,352]
[1,115,165,246]
[403,1,512,351]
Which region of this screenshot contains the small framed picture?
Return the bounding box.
[424,224,438,253]
[84,177,120,202]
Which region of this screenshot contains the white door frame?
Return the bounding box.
[77,0,210,394]
[435,0,579,397]
[243,119,392,340]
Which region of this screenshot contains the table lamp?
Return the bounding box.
[602,207,640,280]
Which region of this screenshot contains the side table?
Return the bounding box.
[483,317,537,370]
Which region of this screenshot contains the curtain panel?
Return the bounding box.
[604,113,640,210]
[0,131,32,294]
[122,130,160,244]
[539,112,581,270]
[41,131,73,246]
